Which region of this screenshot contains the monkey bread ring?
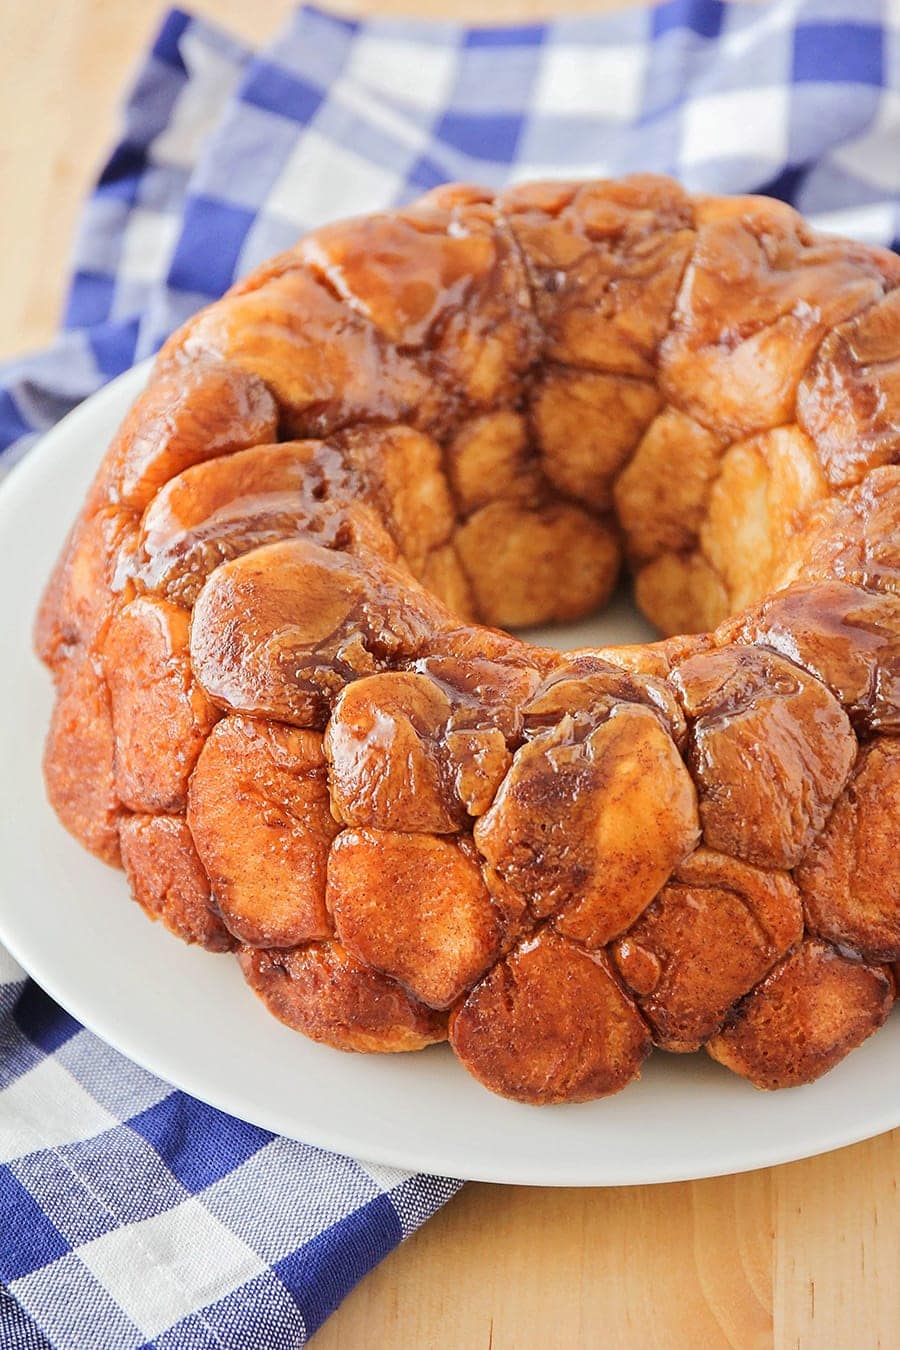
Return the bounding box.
[37,176,900,1104]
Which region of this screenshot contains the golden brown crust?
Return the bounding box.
[613,849,803,1052]
[473,703,699,946]
[614,407,726,563]
[103,597,219,813]
[43,650,120,865]
[532,367,661,513]
[446,411,537,513]
[239,941,447,1052]
[798,288,900,487]
[801,466,900,595]
[499,174,695,378]
[341,425,455,579]
[327,828,504,1009]
[189,538,452,728]
[36,363,277,669]
[635,551,730,637]
[188,717,339,947]
[450,927,652,1104]
[723,581,900,734]
[36,505,138,668]
[165,263,438,440]
[37,174,900,1103]
[672,646,856,869]
[134,439,397,607]
[522,652,687,744]
[707,940,893,1089]
[795,739,900,962]
[659,194,890,437]
[453,499,620,629]
[119,814,233,951]
[325,672,459,833]
[700,427,828,612]
[102,360,279,512]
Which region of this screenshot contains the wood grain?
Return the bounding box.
[1,3,898,1347]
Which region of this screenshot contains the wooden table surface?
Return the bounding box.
[2,2,898,1346]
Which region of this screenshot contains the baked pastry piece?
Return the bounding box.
[37,176,900,1104]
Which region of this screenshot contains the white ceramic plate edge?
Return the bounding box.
[0,362,898,1187]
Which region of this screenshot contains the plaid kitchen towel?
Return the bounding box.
[0,0,897,1344]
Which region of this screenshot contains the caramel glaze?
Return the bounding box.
[37,175,900,1104]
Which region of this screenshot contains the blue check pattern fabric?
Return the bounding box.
[0,1,898,1344]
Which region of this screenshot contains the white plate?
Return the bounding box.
[1,361,898,1187]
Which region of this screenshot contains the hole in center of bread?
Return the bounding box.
[516,579,658,653]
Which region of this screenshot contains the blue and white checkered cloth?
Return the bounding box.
[1,1,897,1343]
